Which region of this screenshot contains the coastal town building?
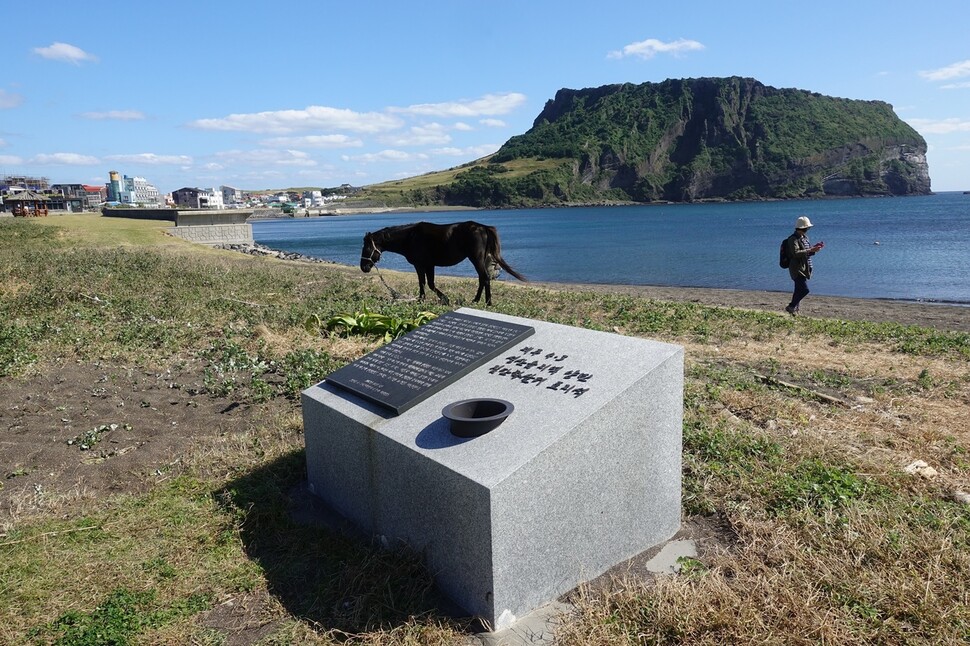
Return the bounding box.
[172,187,201,208]
[221,185,244,207]
[302,189,325,207]
[51,184,108,211]
[106,170,161,207]
[172,187,225,209]
[3,170,353,213]
[1,174,50,192]
[202,188,224,209]
[0,189,50,216]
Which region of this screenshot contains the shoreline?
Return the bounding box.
[529,281,970,333]
[223,243,970,333]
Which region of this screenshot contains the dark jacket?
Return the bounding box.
[785,232,815,280]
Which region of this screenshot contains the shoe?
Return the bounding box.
[785,305,797,316]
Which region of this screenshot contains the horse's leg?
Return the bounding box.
[470,258,491,305]
[415,267,427,300]
[425,267,450,304]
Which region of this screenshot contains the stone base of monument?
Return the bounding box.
[302,308,683,631]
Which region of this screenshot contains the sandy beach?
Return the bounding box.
[531,280,970,333]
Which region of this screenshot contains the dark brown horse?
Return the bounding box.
[359,221,526,305]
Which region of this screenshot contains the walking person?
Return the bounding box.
[784,216,824,316]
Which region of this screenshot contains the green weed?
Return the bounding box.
[676,556,708,579]
[66,423,132,451]
[40,587,209,645]
[199,338,340,402]
[275,348,338,398]
[916,367,934,390]
[809,369,852,389]
[768,459,870,513]
[0,322,36,377]
[684,422,782,472]
[310,308,437,343]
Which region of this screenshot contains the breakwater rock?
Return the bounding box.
[218,243,333,264]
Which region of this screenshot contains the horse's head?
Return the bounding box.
[360,232,382,273]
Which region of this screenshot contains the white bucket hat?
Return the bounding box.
[795,216,813,229]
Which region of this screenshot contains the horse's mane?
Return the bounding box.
[372,222,424,244]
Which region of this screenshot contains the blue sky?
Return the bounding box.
[2,1,969,194]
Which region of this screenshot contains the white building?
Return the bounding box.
[200,188,224,209]
[221,185,243,206]
[302,189,325,207]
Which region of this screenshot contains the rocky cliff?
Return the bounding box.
[489,77,930,203]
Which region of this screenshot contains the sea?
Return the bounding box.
[252,192,970,305]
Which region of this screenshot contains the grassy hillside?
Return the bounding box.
[1,215,968,644]
[360,156,575,207]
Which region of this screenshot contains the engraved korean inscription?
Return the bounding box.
[487,345,594,398]
[324,311,535,415]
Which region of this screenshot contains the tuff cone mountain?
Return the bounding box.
[375,77,930,208]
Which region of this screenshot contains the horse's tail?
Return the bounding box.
[484,225,527,282]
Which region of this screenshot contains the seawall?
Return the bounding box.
[102,207,254,246]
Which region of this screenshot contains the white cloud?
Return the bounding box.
[919,59,970,82]
[104,153,193,165]
[29,152,100,165]
[298,164,337,175]
[431,144,500,158]
[0,138,5,147]
[0,154,23,165]
[214,149,317,167]
[379,123,452,146]
[32,42,98,65]
[343,150,429,163]
[275,157,318,167]
[453,122,474,131]
[260,134,363,148]
[189,106,402,134]
[940,81,970,90]
[0,89,24,109]
[389,92,527,117]
[479,118,505,128]
[80,110,146,121]
[607,38,704,60]
[907,118,970,134]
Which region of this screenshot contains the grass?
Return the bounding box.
[1,215,969,644]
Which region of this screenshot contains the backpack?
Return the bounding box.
[779,237,791,269]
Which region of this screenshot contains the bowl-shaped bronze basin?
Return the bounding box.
[442,398,514,438]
